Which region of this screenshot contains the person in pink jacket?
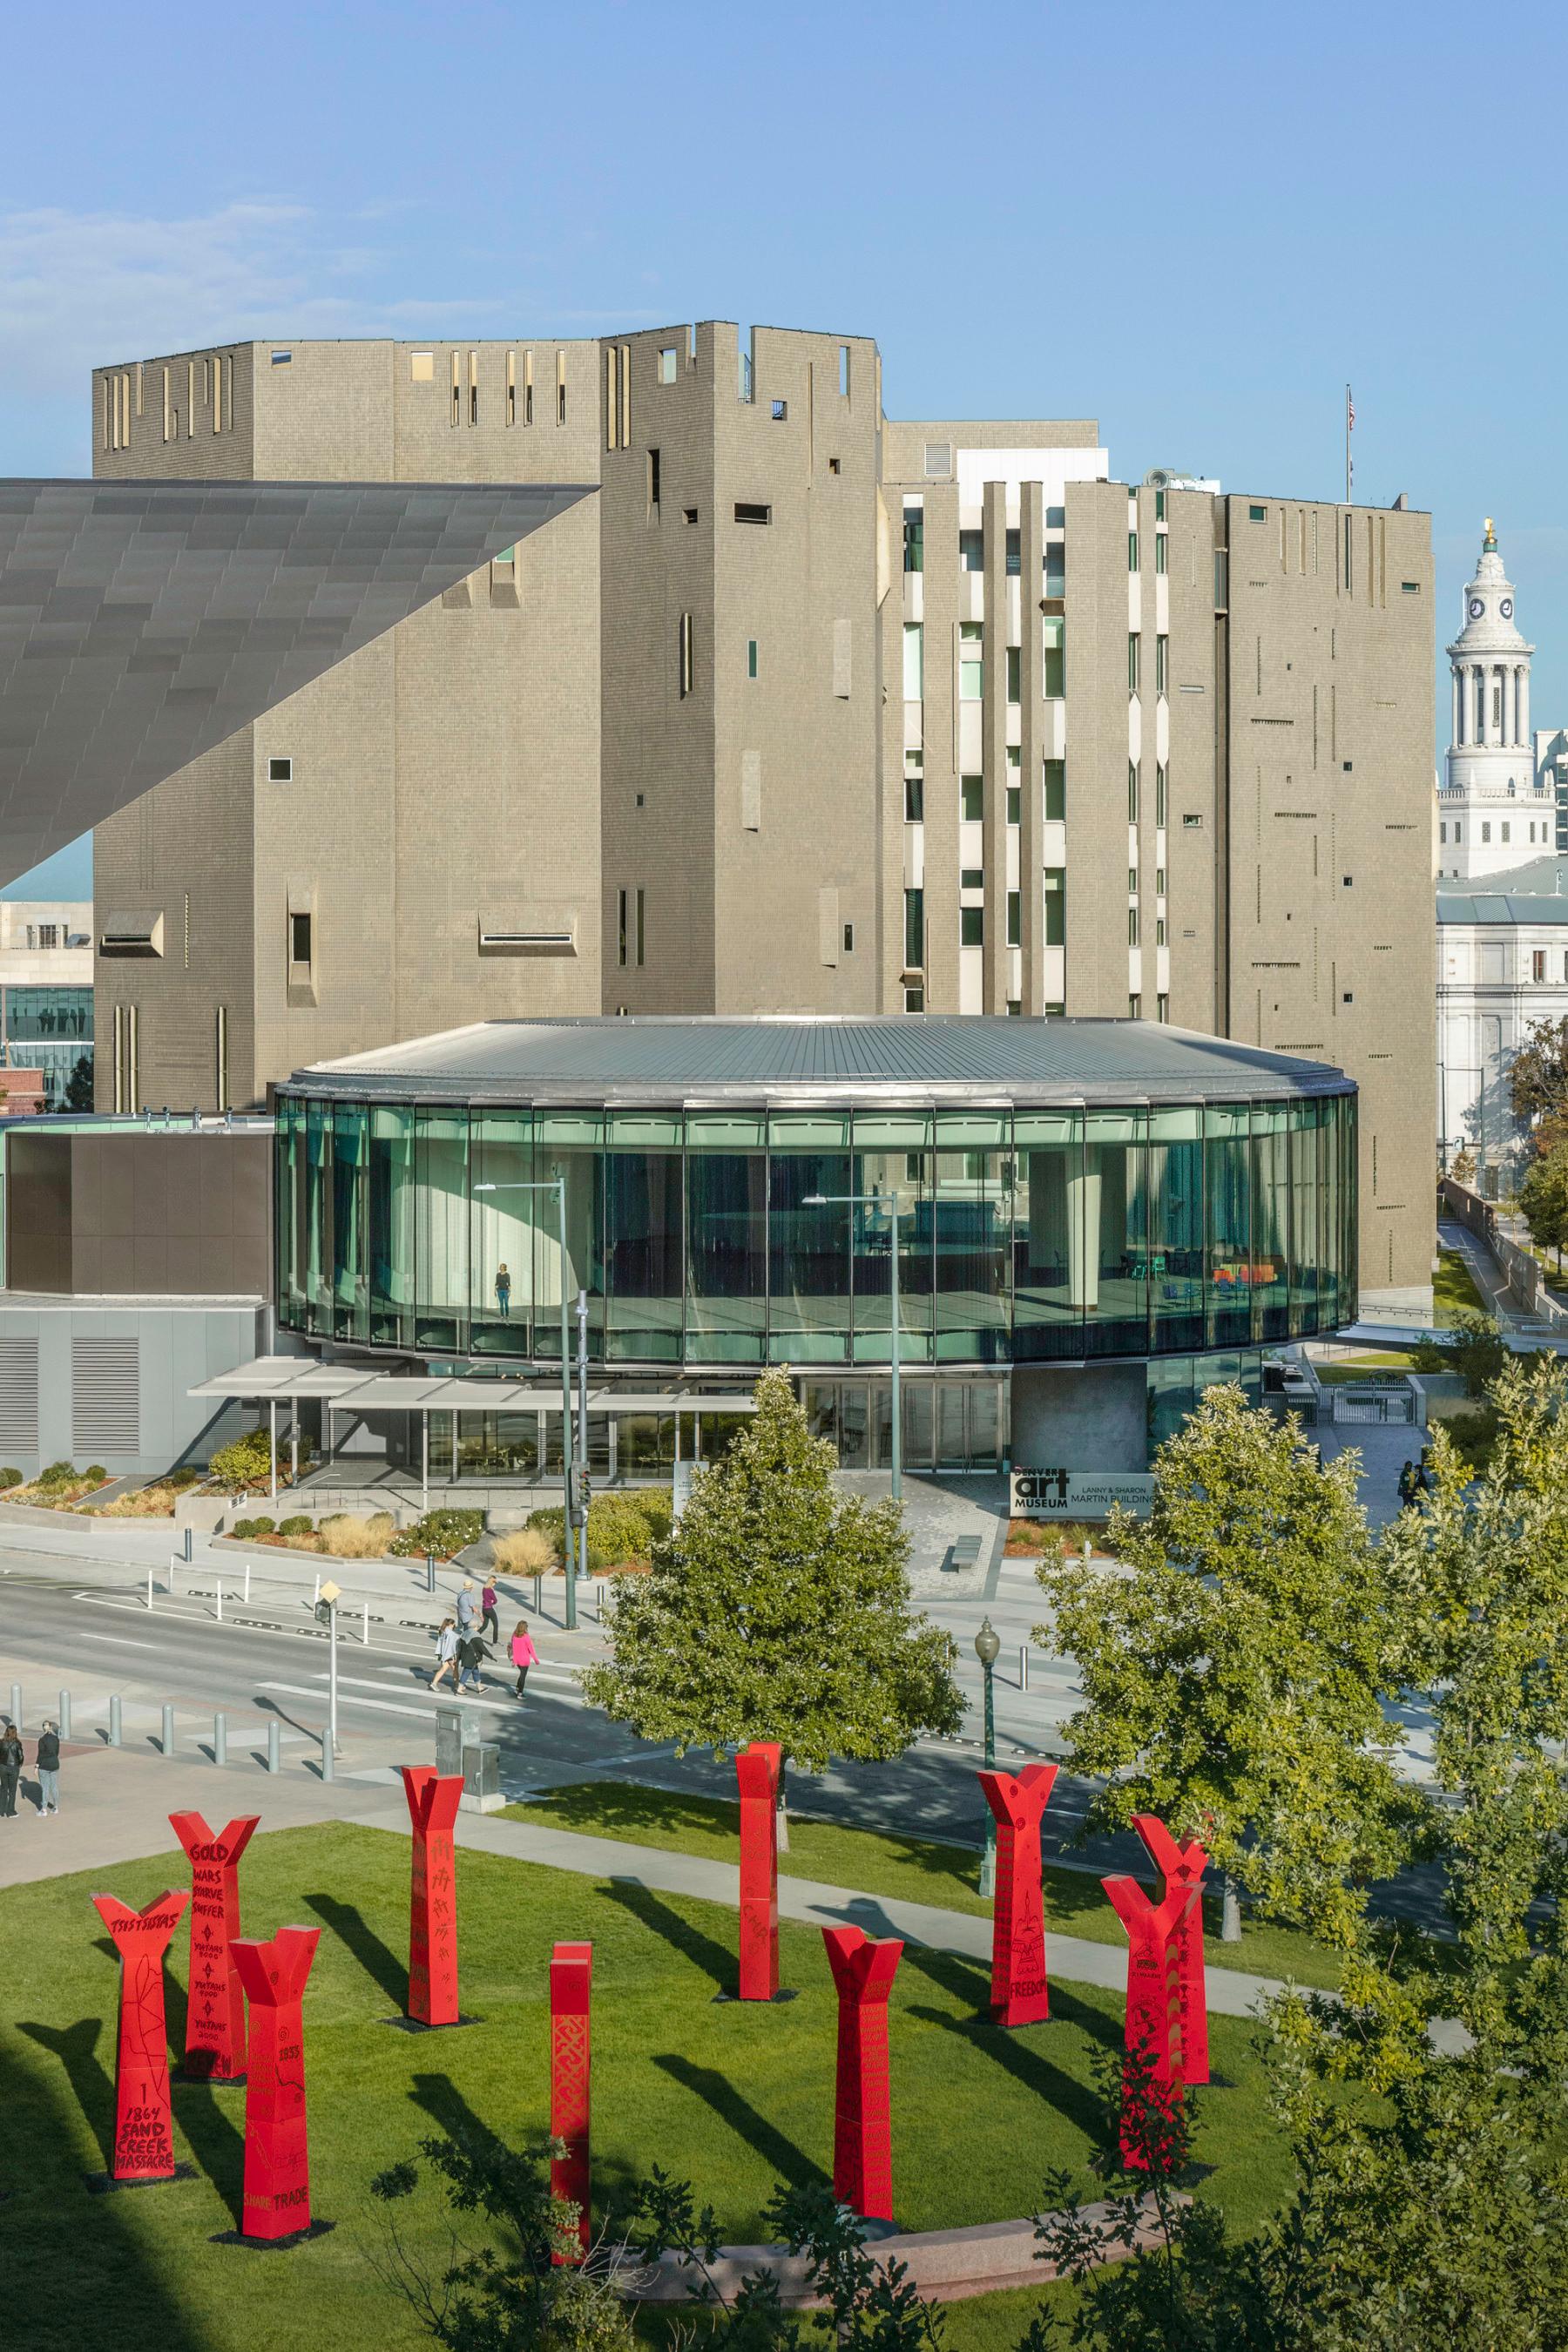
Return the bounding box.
[509,1619,538,1700]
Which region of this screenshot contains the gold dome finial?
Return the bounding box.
[1484,516,1497,549]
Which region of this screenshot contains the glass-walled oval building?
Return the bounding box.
[276,1017,1355,1475]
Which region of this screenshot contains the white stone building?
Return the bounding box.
[1436,523,1558,882]
[1437,853,1568,1189]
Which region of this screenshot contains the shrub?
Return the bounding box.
[318,1511,395,1558]
[279,1514,314,1537]
[0,1469,21,1492]
[526,1488,673,1571]
[387,1507,485,1560]
[84,1466,108,1484]
[38,1460,77,1488]
[490,1525,558,1575]
[168,1465,200,1490]
[209,1426,275,1490]
[232,1515,277,1539]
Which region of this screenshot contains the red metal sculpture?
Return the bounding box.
[1101,1825,1208,2165]
[550,1941,593,2258]
[399,1767,465,2026]
[92,1887,190,2182]
[734,1740,782,2000]
[821,1926,903,2223]
[231,1926,321,2240]
[977,1761,1058,2026]
[1131,1815,1210,2086]
[169,1810,259,2080]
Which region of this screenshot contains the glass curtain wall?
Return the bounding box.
[275,1092,1357,1366]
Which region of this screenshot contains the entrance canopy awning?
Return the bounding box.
[189,1356,758,1416]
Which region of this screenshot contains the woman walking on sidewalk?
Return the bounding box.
[429,1616,459,1693]
[35,1719,60,1815]
[0,1720,22,1818]
[510,1619,537,1701]
[480,1580,499,1643]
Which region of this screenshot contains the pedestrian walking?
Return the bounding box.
[0,1720,22,1819]
[429,1616,459,1692]
[510,1619,537,1700]
[458,1630,487,1693]
[1397,1460,1417,1510]
[456,1579,478,1636]
[35,1719,60,1816]
[480,1580,499,1643]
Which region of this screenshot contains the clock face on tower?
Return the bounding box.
[1470,598,1485,619]
[1501,598,1514,618]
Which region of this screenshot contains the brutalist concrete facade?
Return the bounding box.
[89,328,1435,1310]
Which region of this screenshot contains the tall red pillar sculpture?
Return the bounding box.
[399,1767,465,2026]
[91,1888,190,2183]
[1101,1855,1205,2166]
[550,1941,593,2259]
[977,1761,1058,2027]
[1131,1815,1210,2086]
[231,1926,321,2240]
[734,1740,781,2000]
[822,1926,902,2223]
[169,1810,259,2080]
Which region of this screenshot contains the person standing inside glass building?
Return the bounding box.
[495,1262,511,1318]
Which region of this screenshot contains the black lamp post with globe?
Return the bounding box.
[975,1615,1000,1897]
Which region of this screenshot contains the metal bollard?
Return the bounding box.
[362,1602,369,1646]
[244,1565,252,1604]
[1019,1644,1030,1692]
[58,1689,71,1740]
[108,1695,122,1747]
[147,1564,155,1612]
[168,1554,179,1596]
[182,1525,193,1563]
[213,1712,227,1767]
[313,1572,321,1605]
[426,1551,436,1595]
[215,1578,224,1622]
[533,1571,542,1614]
[267,1719,281,1774]
[9,1680,20,1729]
[161,1703,175,1756]
[319,1727,335,1783]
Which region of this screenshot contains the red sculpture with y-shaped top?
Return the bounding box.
[822,1925,903,2222]
[1131,1815,1210,2086]
[169,1810,259,2080]
[977,1761,1058,2026]
[232,1925,321,2239]
[1101,1842,1206,2166]
[550,1941,593,2258]
[92,1887,190,2180]
[734,1740,781,2000]
[399,1767,465,2025]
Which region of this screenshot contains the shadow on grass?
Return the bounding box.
[172,2078,244,2224]
[518,1780,740,1851]
[305,1892,406,2010]
[652,2055,820,2190]
[603,1880,733,1993]
[409,2072,640,2220]
[15,2019,112,2168]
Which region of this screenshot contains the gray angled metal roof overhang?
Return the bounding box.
[0,476,596,883]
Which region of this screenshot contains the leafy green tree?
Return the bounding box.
[580,1368,961,1837]
[1509,1011,1568,1132]
[1038,1385,1423,1945]
[1519,1143,1568,1274]
[1409,1309,1510,1399]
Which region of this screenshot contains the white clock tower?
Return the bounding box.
[1437,521,1551,881]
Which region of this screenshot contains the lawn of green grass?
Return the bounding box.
[1313,1355,1416,1382]
[1434,1246,1487,1326]
[502,1781,1342,1990]
[0,1821,1290,2352]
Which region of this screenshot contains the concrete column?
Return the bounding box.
[1451,667,1461,747]
[1519,664,1531,748]
[1458,666,1471,746]
[1067,1158,1102,1309]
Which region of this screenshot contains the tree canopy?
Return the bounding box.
[1509,1011,1568,1132]
[579,1367,961,1776]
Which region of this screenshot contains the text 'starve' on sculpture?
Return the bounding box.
[551,1941,593,2259]
[230,1926,323,2242]
[169,1811,260,2081]
[1102,1819,1210,2166]
[398,1767,465,2027]
[977,1762,1058,2027]
[822,1926,903,2224]
[91,1887,191,2184]
[734,1740,782,2001]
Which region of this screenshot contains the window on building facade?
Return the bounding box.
[1128,762,1139,821]
[960,905,984,946]
[1128,531,1139,572]
[1006,646,1021,703]
[290,912,312,966]
[903,889,924,966]
[1155,532,1168,574]
[1157,993,1169,1021]
[1128,632,1140,693]
[659,346,678,384]
[903,623,923,699]
[1044,759,1065,821]
[1502,821,1511,841]
[1007,784,1020,826]
[1156,635,1169,694]
[903,984,924,1012]
[961,775,983,821]
[1007,890,1021,946]
[903,504,924,573]
[959,530,984,572]
[1482,822,1491,841]
[1534,950,1548,983]
[961,868,984,889]
[1005,529,1020,576]
[1044,869,1065,946]
[1043,617,1064,698]
[747,639,758,679]
[904,753,923,821]
[679,612,695,697]
[960,622,983,700]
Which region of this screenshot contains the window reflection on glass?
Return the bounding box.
[1083,1109,1147,1358]
[768,1122,851,1362]
[1206,1105,1254,1348]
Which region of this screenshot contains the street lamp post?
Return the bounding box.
[975,1616,1000,1897]
[803,1190,902,1502]
[472,1176,578,1630]
[314,1578,341,1756]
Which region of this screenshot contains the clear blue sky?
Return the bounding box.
[3,0,1565,897]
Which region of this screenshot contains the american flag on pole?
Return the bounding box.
[1347,386,1355,430]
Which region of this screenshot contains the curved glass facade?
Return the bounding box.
[275,1092,1356,1366]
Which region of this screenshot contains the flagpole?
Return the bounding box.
[1345,383,1353,505]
